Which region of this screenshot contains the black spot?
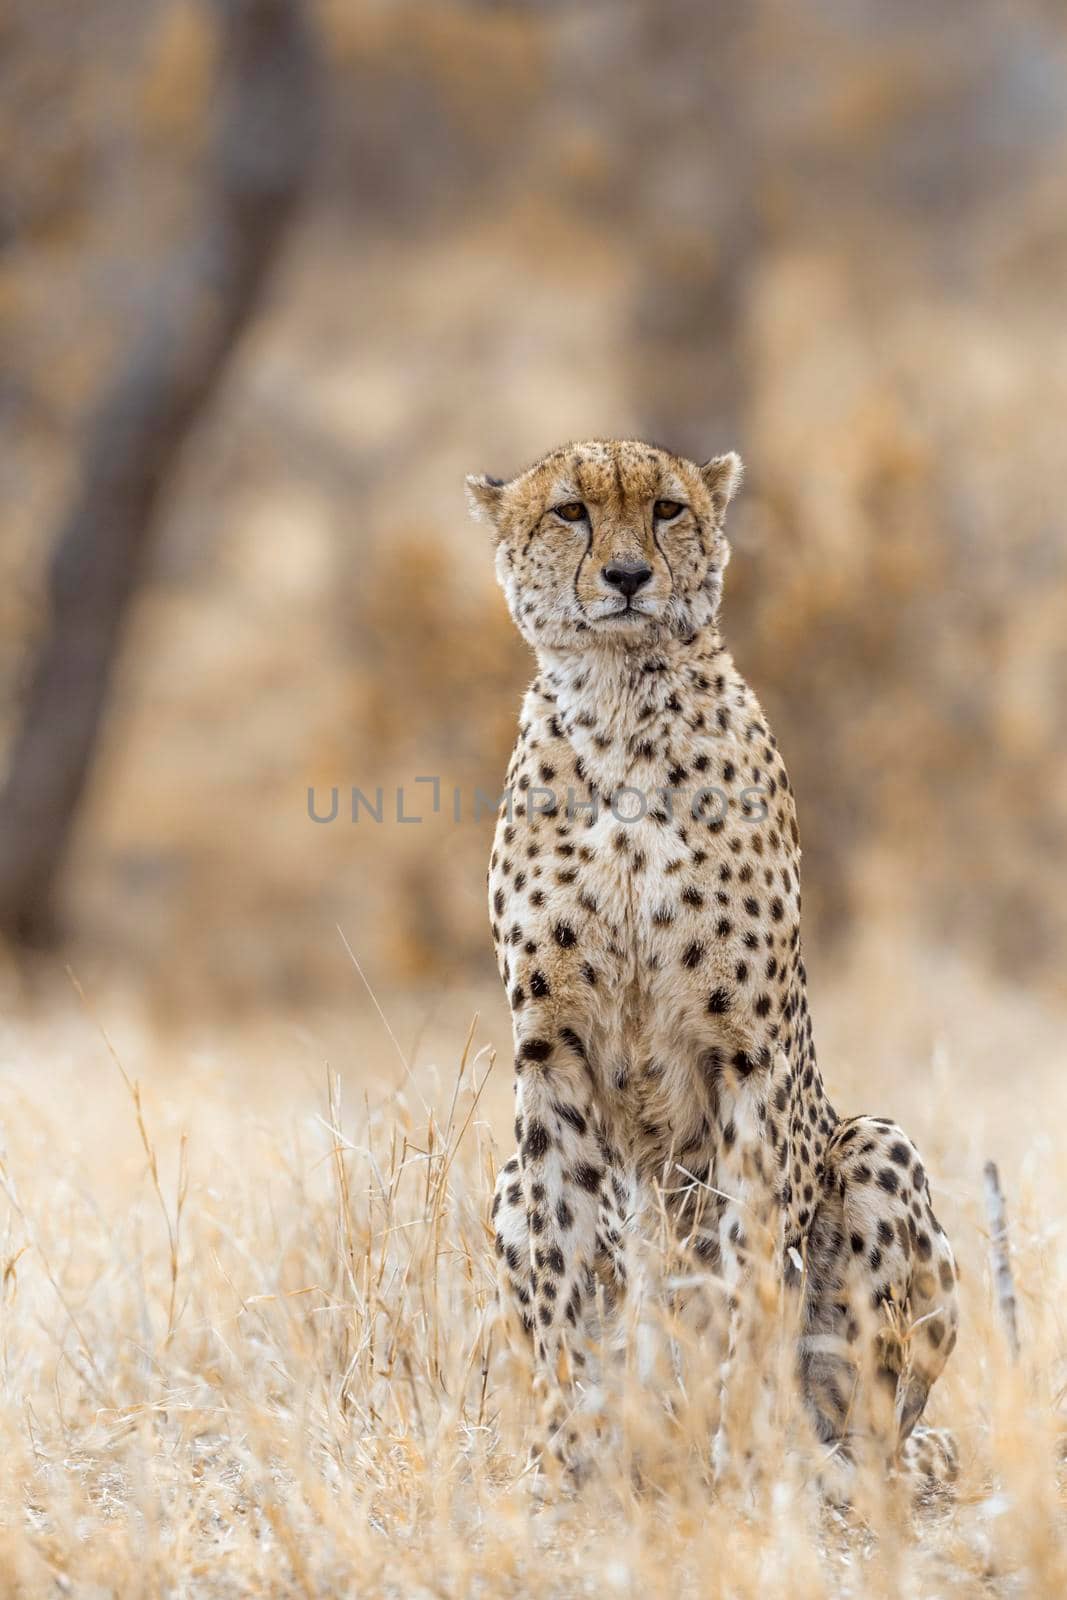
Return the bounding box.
[529,970,550,998]
[574,1163,602,1193]
[707,987,731,1015]
[877,1168,899,1194]
[559,1027,588,1061]
[520,1038,553,1063]
[523,1120,550,1160]
[555,1102,588,1136]
[555,921,577,948]
[682,941,704,969]
[889,1141,911,1166]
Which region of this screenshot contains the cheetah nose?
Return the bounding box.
[601,561,653,598]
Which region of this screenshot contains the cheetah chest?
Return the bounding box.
[493,800,739,1168]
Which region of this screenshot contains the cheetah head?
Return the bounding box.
[466,439,742,651]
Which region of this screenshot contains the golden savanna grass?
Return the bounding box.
[1,937,1065,1597]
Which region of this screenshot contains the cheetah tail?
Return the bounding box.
[897,1223,959,1443]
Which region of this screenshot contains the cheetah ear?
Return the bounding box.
[465,473,507,527]
[700,452,743,520]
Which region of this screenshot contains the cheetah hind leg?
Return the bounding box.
[490,1153,629,1485]
[799,1116,960,1506]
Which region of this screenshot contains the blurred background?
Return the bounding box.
[2,0,1066,1038]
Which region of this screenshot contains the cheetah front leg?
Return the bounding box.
[492,1149,630,1445]
[707,1082,785,1491]
[502,1019,619,1482]
[801,1116,960,1501]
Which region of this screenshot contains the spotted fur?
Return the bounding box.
[470,439,958,1494]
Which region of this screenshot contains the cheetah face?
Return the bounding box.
[467,439,742,651]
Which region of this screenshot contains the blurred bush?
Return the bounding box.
[2,0,1065,1009]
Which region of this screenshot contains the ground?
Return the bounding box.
[0,934,1065,1597]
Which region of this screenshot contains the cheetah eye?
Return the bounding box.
[654,499,684,521]
[553,501,587,523]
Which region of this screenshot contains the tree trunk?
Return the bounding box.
[0,0,319,943]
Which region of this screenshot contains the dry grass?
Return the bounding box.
[0,944,1065,1597]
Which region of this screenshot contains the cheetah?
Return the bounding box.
[468,440,958,1497]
